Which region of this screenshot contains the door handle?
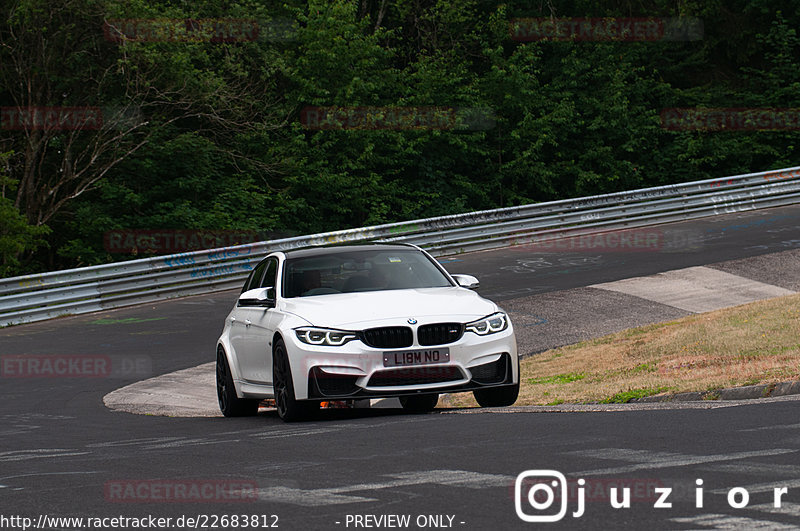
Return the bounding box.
[245,319,252,327]
[231,317,236,323]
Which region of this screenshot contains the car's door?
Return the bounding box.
[237,257,279,385]
[229,259,269,381]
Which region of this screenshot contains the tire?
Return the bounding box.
[216,349,259,417]
[399,393,439,413]
[273,338,318,422]
[473,383,519,407]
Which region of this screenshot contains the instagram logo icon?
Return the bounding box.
[515,470,577,522]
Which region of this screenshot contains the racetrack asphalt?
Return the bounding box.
[2,204,800,530]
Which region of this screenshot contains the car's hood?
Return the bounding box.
[279,287,498,328]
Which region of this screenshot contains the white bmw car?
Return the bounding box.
[216,243,519,421]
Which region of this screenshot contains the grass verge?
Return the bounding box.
[444,293,800,407]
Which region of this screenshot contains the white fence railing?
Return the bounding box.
[2,165,799,326]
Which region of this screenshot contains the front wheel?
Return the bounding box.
[399,393,439,413]
[273,339,318,422]
[216,349,259,417]
[473,383,519,407]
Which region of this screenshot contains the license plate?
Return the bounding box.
[383,348,450,367]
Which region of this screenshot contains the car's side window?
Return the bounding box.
[240,270,256,294]
[260,258,278,295]
[242,260,269,293]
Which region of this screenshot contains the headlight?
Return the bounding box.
[295,327,358,346]
[465,312,508,336]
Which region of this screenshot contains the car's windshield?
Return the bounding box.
[282,249,453,297]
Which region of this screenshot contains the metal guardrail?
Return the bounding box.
[2,165,799,326]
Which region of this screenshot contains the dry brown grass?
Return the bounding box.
[445,293,800,407]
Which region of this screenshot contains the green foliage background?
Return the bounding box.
[1,0,799,275]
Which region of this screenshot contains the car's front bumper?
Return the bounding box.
[284,326,518,400]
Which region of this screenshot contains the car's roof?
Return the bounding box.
[282,243,418,259]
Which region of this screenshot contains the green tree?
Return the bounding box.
[0,151,50,276]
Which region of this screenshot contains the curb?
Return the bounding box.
[631,380,800,403]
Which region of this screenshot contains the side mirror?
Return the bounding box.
[238,287,275,307]
[451,274,480,289]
